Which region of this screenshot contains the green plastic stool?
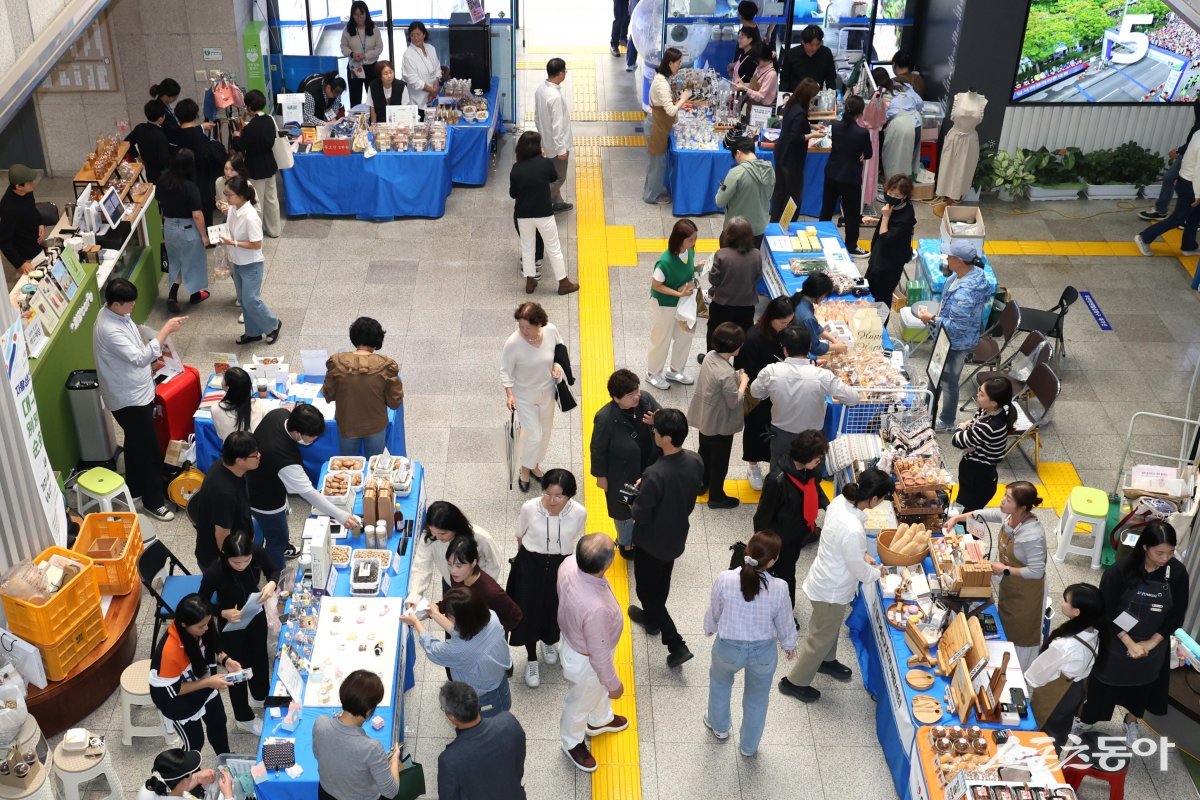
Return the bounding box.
[75,467,135,516]
[1053,486,1110,570]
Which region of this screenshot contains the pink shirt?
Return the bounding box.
[556,555,624,692]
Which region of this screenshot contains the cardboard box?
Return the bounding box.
[940,206,986,253]
[911,181,935,200]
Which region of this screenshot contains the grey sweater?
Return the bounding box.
[708,246,763,307]
[312,715,399,800]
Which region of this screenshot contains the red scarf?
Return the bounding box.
[786,472,819,529]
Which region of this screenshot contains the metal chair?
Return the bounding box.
[959,299,1022,392]
[1016,286,1078,371]
[960,331,1049,410]
[1002,362,1061,469]
[138,540,201,644]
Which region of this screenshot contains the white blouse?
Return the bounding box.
[405,524,502,606]
[225,202,263,266]
[210,397,271,441]
[499,322,563,401]
[1024,630,1099,687]
[401,43,441,109]
[516,497,586,555]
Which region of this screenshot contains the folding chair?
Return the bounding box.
[960,331,1049,411]
[1016,286,1078,372]
[138,540,202,644]
[960,299,1022,390]
[1003,362,1061,469]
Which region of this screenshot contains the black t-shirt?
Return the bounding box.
[155,177,203,220]
[198,545,281,626]
[188,462,252,568]
[0,187,42,271]
[509,157,557,218]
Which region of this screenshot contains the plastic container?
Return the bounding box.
[38,606,107,681]
[1,547,102,646]
[71,512,143,595]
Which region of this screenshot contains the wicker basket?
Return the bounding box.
[878,528,928,567]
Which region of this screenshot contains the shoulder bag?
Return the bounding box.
[271,116,295,170]
[394,755,426,800]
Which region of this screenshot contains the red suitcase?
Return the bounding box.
[154,365,202,454]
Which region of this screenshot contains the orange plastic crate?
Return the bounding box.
[71,513,143,595]
[1,546,102,646]
[38,604,107,682]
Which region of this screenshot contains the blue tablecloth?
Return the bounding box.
[282,146,451,220]
[448,76,501,186]
[256,464,426,800]
[192,374,406,483]
[916,239,998,332]
[845,542,1037,800]
[666,139,829,218]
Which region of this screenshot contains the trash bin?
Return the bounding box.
[66,370,118,464]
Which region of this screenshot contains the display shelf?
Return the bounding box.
[72,142,129,189]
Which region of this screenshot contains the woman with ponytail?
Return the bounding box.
[951,376,1016,512]
[779,468,891,704]
[138,749,232,800]
[1024,583,1103,747]
[945,480,1048,670]
[702,530,796,756]
[219,176,281,346]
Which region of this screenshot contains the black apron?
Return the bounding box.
[1094,565,1174,687]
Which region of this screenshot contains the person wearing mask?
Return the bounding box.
[442,535,523,632]
[769,78,825,222]
[916,240,993,430]
[780,25,837,93]
[502,301,567,492]
[703,530,797,756]
[229,89,281,238]
[213,153,250,226]
[789,272,848,359]
[149,79,182,139]
[510,132,578,295]
[187,432,259,570]
[301,72,348,125]
[945,481,1047,670]
[322,316,404,457]
[1135,126,1200,257]
[704,217,762,354]
[246,406,361,566]
[1025,584,1103,749]
[157,148,211,313]
[863,174,916,306]
[341,1,383,108]
[735,42,778,120]
[778,469,892,702]
[949,377,1016,513]
[627,408,706,668]
[405,501,502,608]
[644,48,692,204]
[557,534,628,772]
[749,326,861,471]
[646,218,700,390]
[138,749,233,800]
[820,95,872,257]
[1077,521,1190,746]
[0,165,44,285]
[171,99,221,228]
[535,58,574,213]
[736,297,795,490]
[401,588,513,717]
[126,100,172,182]
[590,370,661,559]
[715,138,776,246]
[93,278,186,521]
[509,469,587,688]
[197,530,279,735]
[367,60,406,124]
[209,367,268,443]
[689,322,749,510]
[753,431,829,611]
[401,21,444,113]
[312,670,401,800]
[881,73,923,182]
[728,26,762,87]
[219,177,281,345]
[437,681,528,800]
[149,594,240,755]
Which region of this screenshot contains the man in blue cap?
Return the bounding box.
[916,240,992,431]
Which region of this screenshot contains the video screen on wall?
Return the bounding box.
[1012,1,1200,103]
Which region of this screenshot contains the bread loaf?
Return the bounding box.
[890,523,913,551]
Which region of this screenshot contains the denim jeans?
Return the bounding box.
[643,149,668,203]
[338,429,388,458]
[252,509,290,569]
[707,637,778,754]
[614,517,634,547]
[231,260,279,337]
[477,678,512,719]
[929,347,971,429]
[1155,154,1183,214]
[1141,176,1200,250]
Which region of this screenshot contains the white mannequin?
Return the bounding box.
[936,90,988,201]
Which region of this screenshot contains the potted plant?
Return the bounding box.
[1080,142,1164,200]
[1025,146,1085,201]
[967,140,999,202]
[993,150,1035,202]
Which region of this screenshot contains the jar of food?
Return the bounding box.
[933,736,952,753]
[953,737,970,755]
[971,738,988,756]
[967,725,983,741]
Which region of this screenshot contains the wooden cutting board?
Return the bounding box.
[905,668,934,691]
[912,694,944,724]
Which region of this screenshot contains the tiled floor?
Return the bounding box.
[33,3,1200,800]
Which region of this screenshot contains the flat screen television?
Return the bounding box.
[1012,1,1200,104]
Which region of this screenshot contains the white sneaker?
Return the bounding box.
[542,643,559,665]
[1182,249,1200,256]
[238,313,244,324]
[1124,720,1140,748]
[1134,234,1152,256]
[249,696,265,709]
[646,373,670,390]
[703,715,730,740]
[233,298,242,307]
[664,369,694,385]
[748,463,764,491]
[525,661,541,688]
[235,718,262,736]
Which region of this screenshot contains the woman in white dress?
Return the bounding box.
[401,20,443,113]
[500,302,565,492]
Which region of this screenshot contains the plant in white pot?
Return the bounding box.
[1024,146,1085,201]
[993,150,1035,202]
[1080,142,1164,200]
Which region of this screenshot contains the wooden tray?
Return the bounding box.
[906,668,934,690]
[893,490,944,517]
[912,694,944,724]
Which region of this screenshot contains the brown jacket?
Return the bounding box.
[321,351,404,439]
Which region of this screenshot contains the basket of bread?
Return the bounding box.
[878,522,932,566]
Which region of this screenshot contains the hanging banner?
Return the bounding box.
[1,321,67,546]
